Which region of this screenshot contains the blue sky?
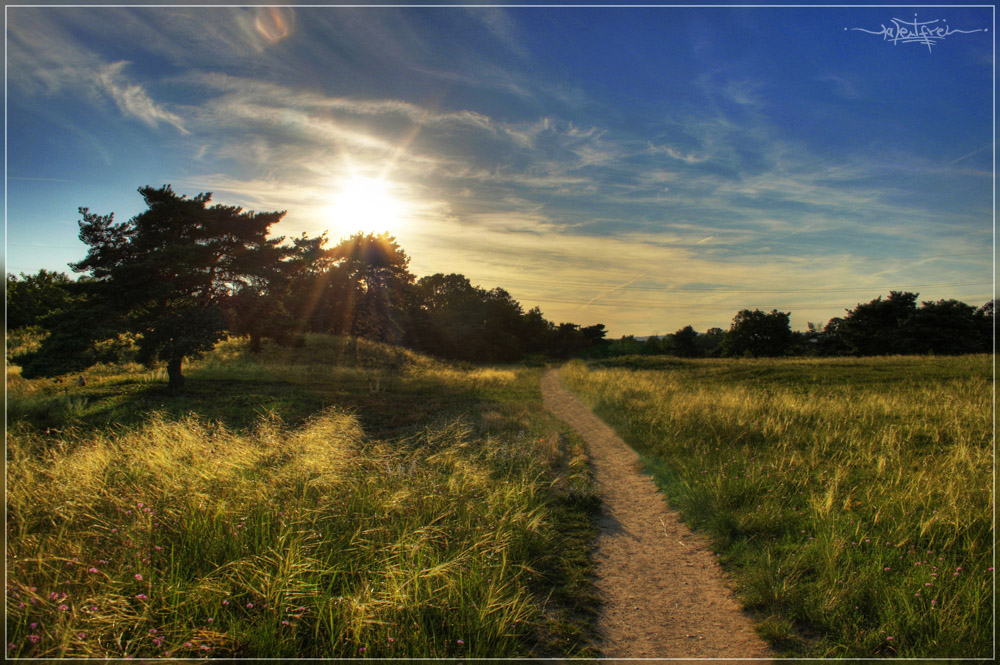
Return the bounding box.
[5,3,994,336]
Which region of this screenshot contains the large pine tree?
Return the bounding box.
[23,185,286,391]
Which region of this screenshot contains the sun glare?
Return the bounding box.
[326,176,406,239]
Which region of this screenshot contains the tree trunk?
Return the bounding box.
[167,356,185,393]
[249,332,262,354]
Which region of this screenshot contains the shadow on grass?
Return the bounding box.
[11,371,486,440]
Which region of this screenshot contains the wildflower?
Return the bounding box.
[184,642,193,648]
[77,632,86,640]
[136,594,148,600]
[359,647,366,653]
[89,567,99,574]
[387,637,394,643]
[149,629,157,635]
[222,600,229,606]
[281,620,290,626]
[27,635,41,644]
[199,645,209,651]
[134,573,143,581]
[887,636,894,641]
[883,567,890,572]
[207,618,213,623]
[58,604,69,611]
[29,623,37,630]
[457,639,465,645]
[246,602,254,608]
[154,546,162,551]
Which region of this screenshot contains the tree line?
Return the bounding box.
[8,186,608,390]
[596,293,993,359]
[7,185,993,390]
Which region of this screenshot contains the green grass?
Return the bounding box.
[561,355,993,659]
[6,334,600,658]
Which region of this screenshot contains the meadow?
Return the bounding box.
[561,355,994,658]
[6,334,600,658]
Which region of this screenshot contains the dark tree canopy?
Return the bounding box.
[723,309,792,358]
[20,185,287,390]
[907,299,980,355]
[672,325,701,358]
[838,291,919,356]
[333,232,413,344]
[6,270,76,330]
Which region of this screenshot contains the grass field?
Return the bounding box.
[561,355,994,658]
[6,335,600,658]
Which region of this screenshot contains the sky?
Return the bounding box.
[5,2,995,337]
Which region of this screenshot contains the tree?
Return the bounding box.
[20,185,286,391]
[671,325,700,358]
[332,232,414,344]
[815,317,849,356]
[723,309,792,357]
[908,299,980,355]
[697,327,726,357]
[6,270,76,329]
[839,291,918,355]
[973,300,995,352]
[406,274,533,362]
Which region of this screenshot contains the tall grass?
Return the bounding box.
[6,336,600,658]
[561,355,993,658]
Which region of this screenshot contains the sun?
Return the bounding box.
[325,176,406,239]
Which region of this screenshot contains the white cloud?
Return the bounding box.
[96,62,188,134]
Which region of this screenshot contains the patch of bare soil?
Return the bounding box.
[542,368,773,661]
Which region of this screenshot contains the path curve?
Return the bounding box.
[542,368,773,660]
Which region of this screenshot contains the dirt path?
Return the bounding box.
[542,368,773,661]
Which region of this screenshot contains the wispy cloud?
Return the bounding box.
[96,62,188,134]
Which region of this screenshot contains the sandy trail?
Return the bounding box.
[541,368,772,661]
